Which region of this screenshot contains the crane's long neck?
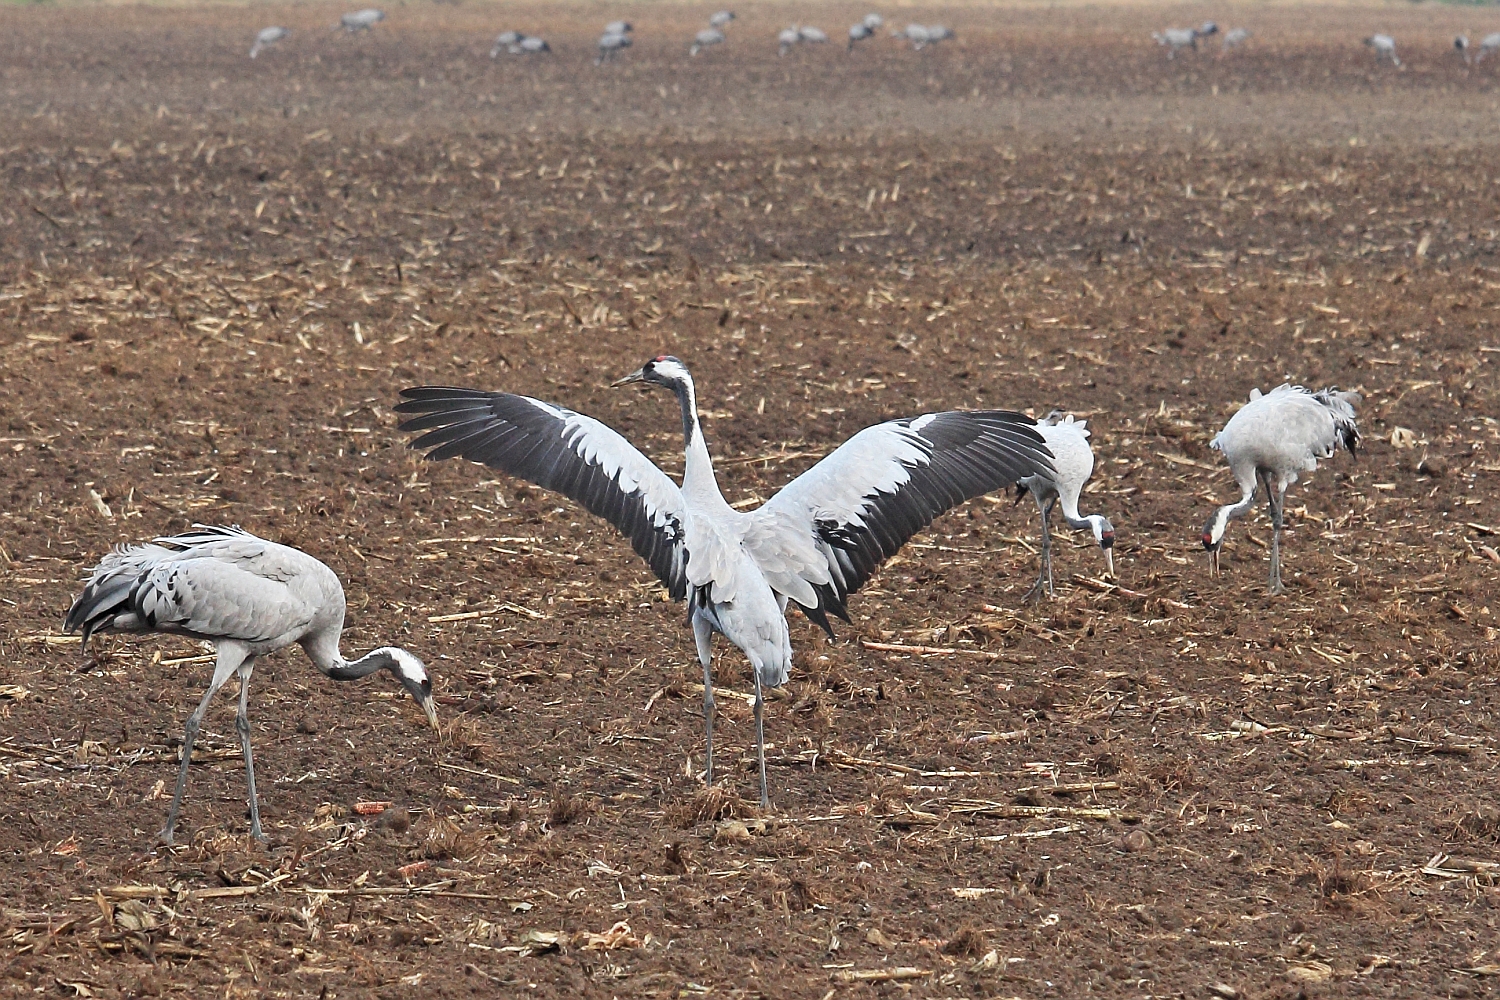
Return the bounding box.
[674,373,728,508]
[1215,479,1259,533]
[303,631,399,680]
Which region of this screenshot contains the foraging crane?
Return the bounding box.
[1221,27,1251,51]
[1153,25,1211,58]
[249,26,288,59]
[1202,385,1360,596]
[396,357,1054,807]
[338,8,385,32]
[896,24,930,48]
[64,525,440,844]
[691,27,725,55]
[597,30,632,62]
[848,21,875,49]
[778,26,801,55]
[1460,32,1500,63]
[710,10,736,29]
[922,25,955,46]
[863,13,885,30]
[517,35,550,54]
[604,20,633,36]
[798,25,829,44]
[1365,34,1400,66]
[1015,412,1115,599]
[491,30,522,56]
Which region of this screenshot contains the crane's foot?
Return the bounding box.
[1021,577,1053,604]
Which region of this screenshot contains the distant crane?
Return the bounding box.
[597,30,632,63]
[1015,412,1115,599]
[1153,23,1214,58]
[1221,27,1251,51]
[492,31,550,56]
[798,25,829,44]
[778,26,801,55]
[848,21,875,49]
[1457,33,1500,64]
[1202,385,1360,595]
[604,20,633,37]
[710,10,736,29]
[895,24,929,48]
[338,8,385,32]
[1365,34,1400,66]
[396,357,1054,807]
[691,27,725,55]
[249,26,288,59]
[64,525,440,844]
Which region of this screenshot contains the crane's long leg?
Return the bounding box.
[1268,479,1287,596]
[162,643,247,845]
[234,656,266,842]
[1024,497,1057,602]
[692,613,716,788]
[751,665,769,809]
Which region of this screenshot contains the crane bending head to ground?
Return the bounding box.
[1365,34,1400,66]
[1202,385,1360,595]
[65,525,439,844]
[250,26,288,59]
[1015,412,1115,599]
[396,357,1054,807]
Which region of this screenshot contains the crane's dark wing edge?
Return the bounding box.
[395,387,689,599]
[753,410,1055,632]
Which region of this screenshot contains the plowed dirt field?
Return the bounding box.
[2,2,1499,998]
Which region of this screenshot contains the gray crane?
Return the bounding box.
[1221,27,1251,51]
[492,31,549,56]
[604,20,633,36]
[710,10,736,29]
[396,356,1054,807]
[798,25,829,44]
[64,525,439,844]
[1457,33,1500,63]
[597,30,632,62]
[848,21,875,49]
[338,8,385,32]
[1015,412,1115,599]
[1153,24,1213,58]
[249,26,288,59]
[778,26,801,55]
[1202,385,1360,595]
[1365,33,1400,66]
[691,27,725,55]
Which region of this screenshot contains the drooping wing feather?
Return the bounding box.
[64,527,322,647]
[746,410,1055,631]
[395,387,689,599]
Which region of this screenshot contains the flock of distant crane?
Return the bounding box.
[68,353,1361,832]
[244,12,1500,70]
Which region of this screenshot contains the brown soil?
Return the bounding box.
[2,3,1499,999]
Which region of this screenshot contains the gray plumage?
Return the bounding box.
[1461,32,1500,64]
[64,525,439,844]
[778,26,801,55]
[396,357,1054,807]
[338,8,385,32]
[250,26,288,59]
[1221,27,1251,51]
[848,21,874,49]
[798,25,828,44]
[1365,34,1400,66]
[597,30,632,62]
[1202,385,1360,595]
[863,13,884,30]
[604,20,633,36]
[710,10,736,29]
[896,23,929,48]
[1015,412,1115,599]
[691,28,725,55]
[1153,25,1210,58]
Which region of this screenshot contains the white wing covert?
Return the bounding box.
[747,409,1054,632]
[396,388,690,599]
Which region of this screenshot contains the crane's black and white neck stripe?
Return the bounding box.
[612,355,698,447]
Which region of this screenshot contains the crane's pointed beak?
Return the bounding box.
[1207,546,1220,577]
[1103,546,1115,579]
[611,368,645,388]
[419,694,441,735]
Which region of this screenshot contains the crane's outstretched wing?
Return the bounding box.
[395,387,689,599]
[746,410,1054,633]
[64,527,319,647]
